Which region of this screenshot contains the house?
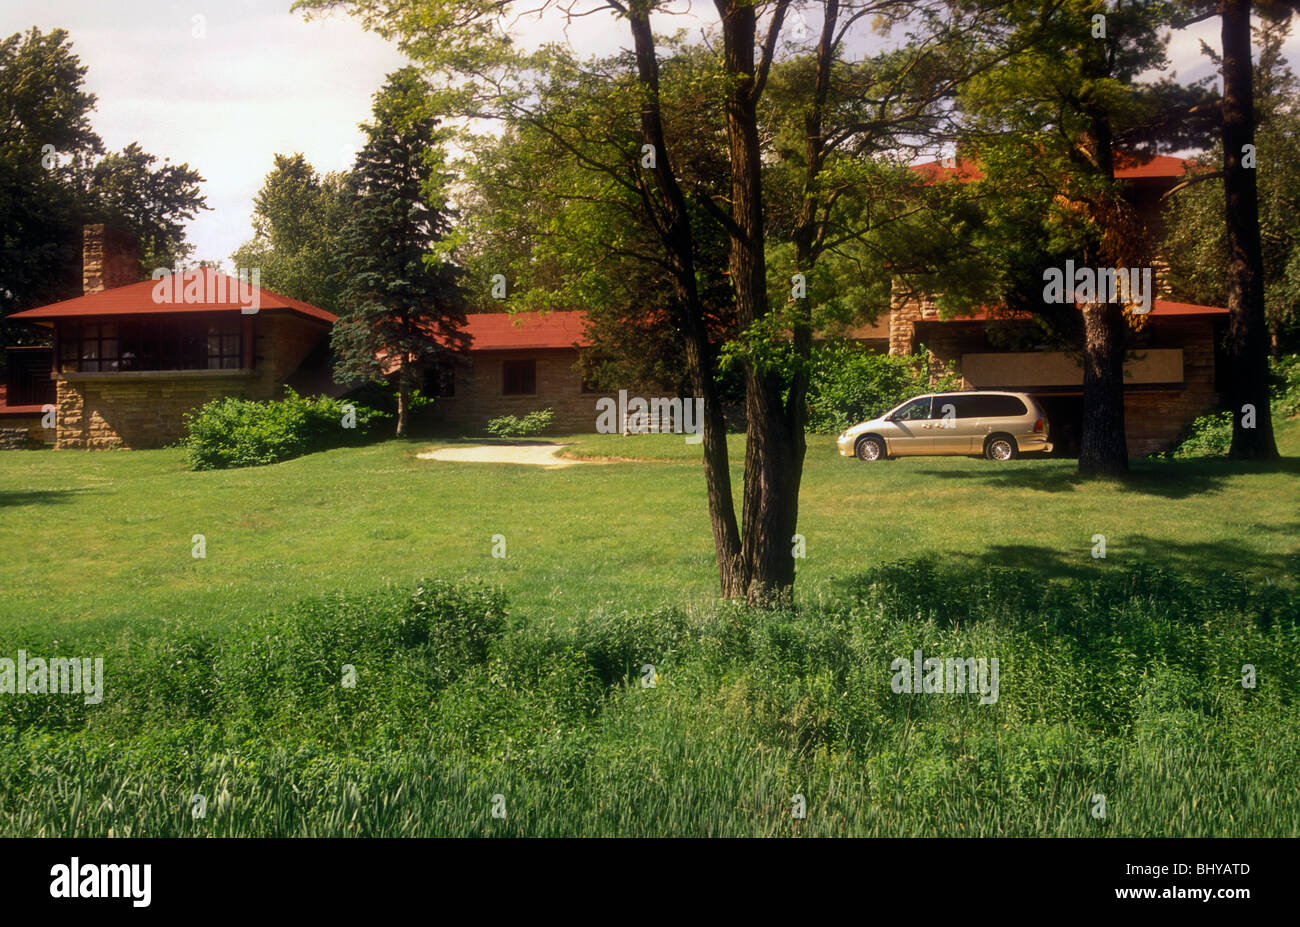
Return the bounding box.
[885,153,1229,455]
[425,310,614,434]
[2,225,336,449]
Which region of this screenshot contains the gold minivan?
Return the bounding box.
[836,391,1053,461]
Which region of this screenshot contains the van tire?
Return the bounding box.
[855,435,887,461]
[984,434,1018,461]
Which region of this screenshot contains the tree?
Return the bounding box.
[1216,0,1294,458]
[331,68,470,437]
[297,0,1010,604]
[0,27,206,335]
[232,153,351,313]
[951,0,1216,476]
[82,142,206,271]
[1162,14,1300,353]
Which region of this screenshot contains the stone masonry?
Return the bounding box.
[54,313,330,449]
[436,349,615,434]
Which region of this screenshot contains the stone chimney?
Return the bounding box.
[82,224,140,294]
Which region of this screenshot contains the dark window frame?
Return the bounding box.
[58,318,244,373]
[501,358,537,396]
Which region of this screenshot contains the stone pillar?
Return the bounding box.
[888,283,938,356]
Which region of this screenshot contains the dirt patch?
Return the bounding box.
[416,443,607,468]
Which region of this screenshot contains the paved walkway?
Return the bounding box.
[416,443,600,467]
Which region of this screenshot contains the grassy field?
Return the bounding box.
[0,420,1297,836]
[1,424,1297,638]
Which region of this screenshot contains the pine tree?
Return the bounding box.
[331,67,469,437]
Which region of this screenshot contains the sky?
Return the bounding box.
[2,1,1282,267]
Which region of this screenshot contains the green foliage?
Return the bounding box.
[1161,16,1300,351]
[331,67,469,402]
[179,389,388,470]
[484,408,555,438]
[0,28,206,324]
[805,342,961,434]
[230,154,350,314]
[3,564,1298,836]
[1159,354,1300,458]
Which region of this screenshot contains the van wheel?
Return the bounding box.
[984,434,1018,461]
[855,435,887,461]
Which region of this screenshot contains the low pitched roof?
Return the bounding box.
[465,310,591,350]
[912,299,1229,323]
[8,268,337,324]
[912,153,1193,184]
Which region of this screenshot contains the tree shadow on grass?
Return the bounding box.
[938,533,1299,583]
[0,488,96,508]
[910,456,1300,499]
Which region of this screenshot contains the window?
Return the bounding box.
[933,394,1027,419]
[59,319,244,373]
[892,397,933,421]
[502,359,536,396]
[424,362,455,398]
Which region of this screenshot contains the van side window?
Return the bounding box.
[893,397,933,421]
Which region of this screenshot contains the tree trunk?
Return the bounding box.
[1222,0,1279,460]
[396,357,409,438]
[1078,300,1129,476]
[628,2,744,597]
[720,0,801,606]
[1075,114,1130,477]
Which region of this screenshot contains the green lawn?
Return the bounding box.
[1,421,1298,836]
[1,423,1296,638]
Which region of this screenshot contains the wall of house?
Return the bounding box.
[53,313,330,449]
[436,349,615,433]
[0,416,49,448]
[895,305,1221,456]
[1122,321,1221,456]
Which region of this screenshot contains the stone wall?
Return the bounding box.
[1122,321,1220,456]
[53,313,330,449]
[436,349,615,433]
[0,416,49,448]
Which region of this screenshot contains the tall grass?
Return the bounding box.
[2,563,1296,836]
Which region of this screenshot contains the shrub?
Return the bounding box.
[179,389,388,470]
[1158,354,1299,458]
[485,408,555,438]
[805,341,961,434]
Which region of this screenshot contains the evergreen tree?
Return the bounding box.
[331,68,469,437]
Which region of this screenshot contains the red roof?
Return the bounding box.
[8,268,336,324]
[377,310,590,375]
[913,299,1228,323]
[465,311,590,351]
[912,153,1192,184]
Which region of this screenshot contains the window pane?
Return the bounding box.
[894,398,931,421]
[502,359,535,395]
[101,340,117,360]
